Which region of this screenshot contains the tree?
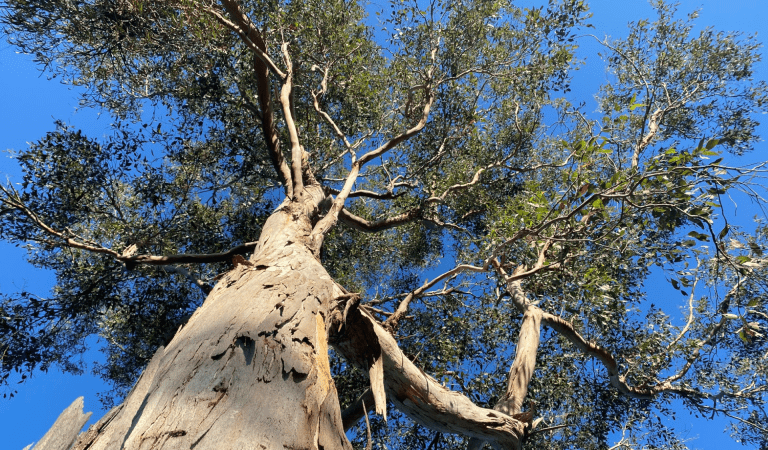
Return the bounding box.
[1,0,767,448]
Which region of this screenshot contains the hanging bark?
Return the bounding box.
[332,305,526,449]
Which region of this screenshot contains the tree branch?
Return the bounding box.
[251,36,292,198]
[309,48,438,244]
[215,0,286,79]
[384,264,485,331]
[0,186,257,270]
[494,263,755,405]
[205,1,293,195]
[337,208,421,233]
[278,42,306,197]
[311,90,353,150]
[122,243,257,267]
[161,265,213,294]
[357,70,436,167]
[332,306,526,449]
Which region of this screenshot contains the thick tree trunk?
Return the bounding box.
[69,194,526,449]
[74,206,352,450]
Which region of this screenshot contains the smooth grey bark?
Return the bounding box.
[30,396,91,450]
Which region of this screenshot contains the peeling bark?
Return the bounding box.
[32,397,92,450]
[333,307,526,449]
[73,206,351,450]
[60,197,524,449]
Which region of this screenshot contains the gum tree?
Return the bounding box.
[1,0,767,448]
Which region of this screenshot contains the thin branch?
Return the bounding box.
[357,83,435,167]
[384,264,485,330]
[311,90,353,149]
[162,265,212,294]
[0,186,257,270]
[341,389,375,431]
[666,273,700,351]
[661,279,743,386]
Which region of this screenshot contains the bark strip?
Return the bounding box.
[32,397,92,450]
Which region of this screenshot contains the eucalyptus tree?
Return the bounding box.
[1,0,767,448]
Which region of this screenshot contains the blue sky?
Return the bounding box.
[0,1,766,448]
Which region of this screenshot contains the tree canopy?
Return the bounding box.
[1,0,768,448]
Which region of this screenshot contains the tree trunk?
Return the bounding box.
[69,193,527,449]
[74,206,352,450]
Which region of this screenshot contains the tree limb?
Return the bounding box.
[332,306,526,449]
[251,35,293,198]
[309,47,439,244]
[278,42,306,197]
[161,265,213,295]
[215,0,286,79]
[0,186,257,270]
[337,208,422,233]
[384,264,485,331]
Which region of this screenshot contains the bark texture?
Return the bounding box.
[31,396,92,450]
[333,306,526,449]
[64,196,525,449]
[73,205,351,450]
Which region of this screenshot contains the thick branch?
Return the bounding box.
[278,43,305,197]
[333,307,525,449]
[215,0,286,78]
[251,36,292,197]
[469,270,543,450]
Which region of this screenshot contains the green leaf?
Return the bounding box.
[688,231,709,242]
[718,224,730,240]
[739,329,751,343]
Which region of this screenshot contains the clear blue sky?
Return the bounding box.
[0,1,766,448]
